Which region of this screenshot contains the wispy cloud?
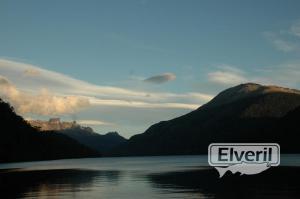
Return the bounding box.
[264,32,297,52]
[76,120,115,126]
[23,68,41,77]
[208,65,248,85]
[290,20,300,37]
[207,62,300,89]
[264,20,300,52]
[0,59,213,117]
[144,73,176,84]
[89,98,200,109]
[253,61,300,88]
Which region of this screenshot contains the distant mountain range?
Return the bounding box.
[112,83,300,156]
[0,99,100,163]
[60,129,127,153]
[27,119,127,153]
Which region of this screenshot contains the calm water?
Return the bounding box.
[1,155,300,199]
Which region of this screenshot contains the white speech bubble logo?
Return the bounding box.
[208,143,280,178]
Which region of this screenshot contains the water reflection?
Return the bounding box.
[147,166,300,198]
[0,169,122,199]
[1,156,300,198]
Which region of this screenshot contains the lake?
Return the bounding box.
[1,155,300,199]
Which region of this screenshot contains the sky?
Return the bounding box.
[0,0,300,138]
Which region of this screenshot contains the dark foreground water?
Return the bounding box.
[1,155,300,199]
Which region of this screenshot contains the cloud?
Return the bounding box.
[253,61,300,88]
[0,75,90,116]
[0,76,10,85]
[208,65,248,85]
[23,68,41,76]
[144,73,176,84]
[264,20,300,52]
[76,120,115,126]
[89,97,200,109]
[290,21,300,37]
[0,59,214,137]
[264,32,297,52]
[207,62,300,89]
[271,39,296,52]
[0,59,213,113]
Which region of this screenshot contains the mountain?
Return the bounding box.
[28,119,127,153]
[28,118,77,131]
[60,128,127,153]
[271,106,300,153]
[112,83,300,156]
[0,99,100,163]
